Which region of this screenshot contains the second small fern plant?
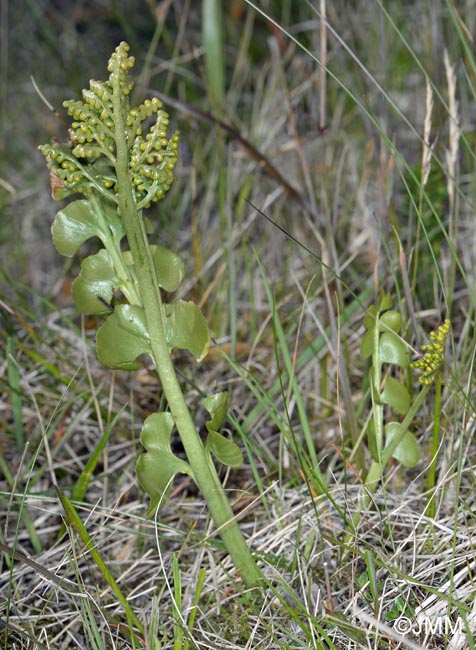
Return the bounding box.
[355,290,450,520]
[39,42,261,587]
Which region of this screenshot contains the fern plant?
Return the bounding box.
[353,291,450,522]
[360,290,419,477]
[39,42,261,587]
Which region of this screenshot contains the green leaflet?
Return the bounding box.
[206,430,243,467]
[136,412,193,516]
[164,300,211,362]
[150,245,185,293]
[135,393,243,518]
[204,392,243,467]
[123,245,185,293]
[73,245,186,316]
[51,199,126,257]
[379,332,410,367]
[97,304,151,370]
[96,299,211,369]
[360,292,410,371]
[52,200,102,257]
[380,376,410,414]
[369,420,419,467]
[204,392,230,431]
[360,328,375,361]
[72,249,118,315]
[385,422,419,468]
[380,308,402,331]
[360,303,408,368]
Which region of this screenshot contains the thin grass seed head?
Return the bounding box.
[39,41,179,210]
[411,319,451,385]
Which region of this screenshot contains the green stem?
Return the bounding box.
[346,382,432,538]
[371,313,384,464]
[381,383,431,466]
[110,77,261,587]
[90,194,141,306]
[358,383,431,515]
[426,374,441,517]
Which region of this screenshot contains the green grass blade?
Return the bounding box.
[172,554,183,650]
[202,0,225,107]
[185,567,206,636]
[57,489,144,640]
[364,549,379,616]
[57,409,122,541]
[242,283,374,434]
[0,456,43,554]
[6,336,24,450]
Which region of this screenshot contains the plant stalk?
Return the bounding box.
[111,78,261,587]
[426,373,441,517]
[357,383,431,516]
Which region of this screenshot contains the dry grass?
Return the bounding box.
[2,1,476,648]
